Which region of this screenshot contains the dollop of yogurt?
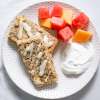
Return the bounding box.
[62,42,94,75]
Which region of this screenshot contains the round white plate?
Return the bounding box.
[2,1,100,99]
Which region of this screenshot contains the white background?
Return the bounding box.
[0,0,100,100]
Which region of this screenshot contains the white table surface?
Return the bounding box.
[0,0,100,100]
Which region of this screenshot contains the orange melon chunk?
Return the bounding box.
[61,9,73,25]
[40,18,51,29]
[72,29,92,43]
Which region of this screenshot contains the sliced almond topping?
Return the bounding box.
[37,52,43,59]
[22,22,33,37]
[24,43,34,56]
[39,60,47,76]
[43,35,53,47]
[17,22,23,39]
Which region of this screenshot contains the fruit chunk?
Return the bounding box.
[40,18,51,29]
[38,6,49,19]
[57,26,73,41]
[72,29,92,43]
[50,4,63,17]
[61,9,73,25]
[51,17,66,30]
[72,12,89,29]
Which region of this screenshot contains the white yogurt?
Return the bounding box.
[62,42,94,75]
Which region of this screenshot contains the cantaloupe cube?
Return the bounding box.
[40,18,51,29]
[72,29,92,43]
[61,9,73,25]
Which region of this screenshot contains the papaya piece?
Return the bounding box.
[72,29,92,43]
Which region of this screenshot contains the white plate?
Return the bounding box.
[2,1,100,99]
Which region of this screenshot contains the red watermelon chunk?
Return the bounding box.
[38,6,49,19]
[51,17,66,30]
[57,26,73,41]
[50,4,63,17]
[72,12,89,29]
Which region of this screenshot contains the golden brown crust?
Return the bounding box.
[17,38,57,87]
[8,16,58,53]
[8,16,58,88]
